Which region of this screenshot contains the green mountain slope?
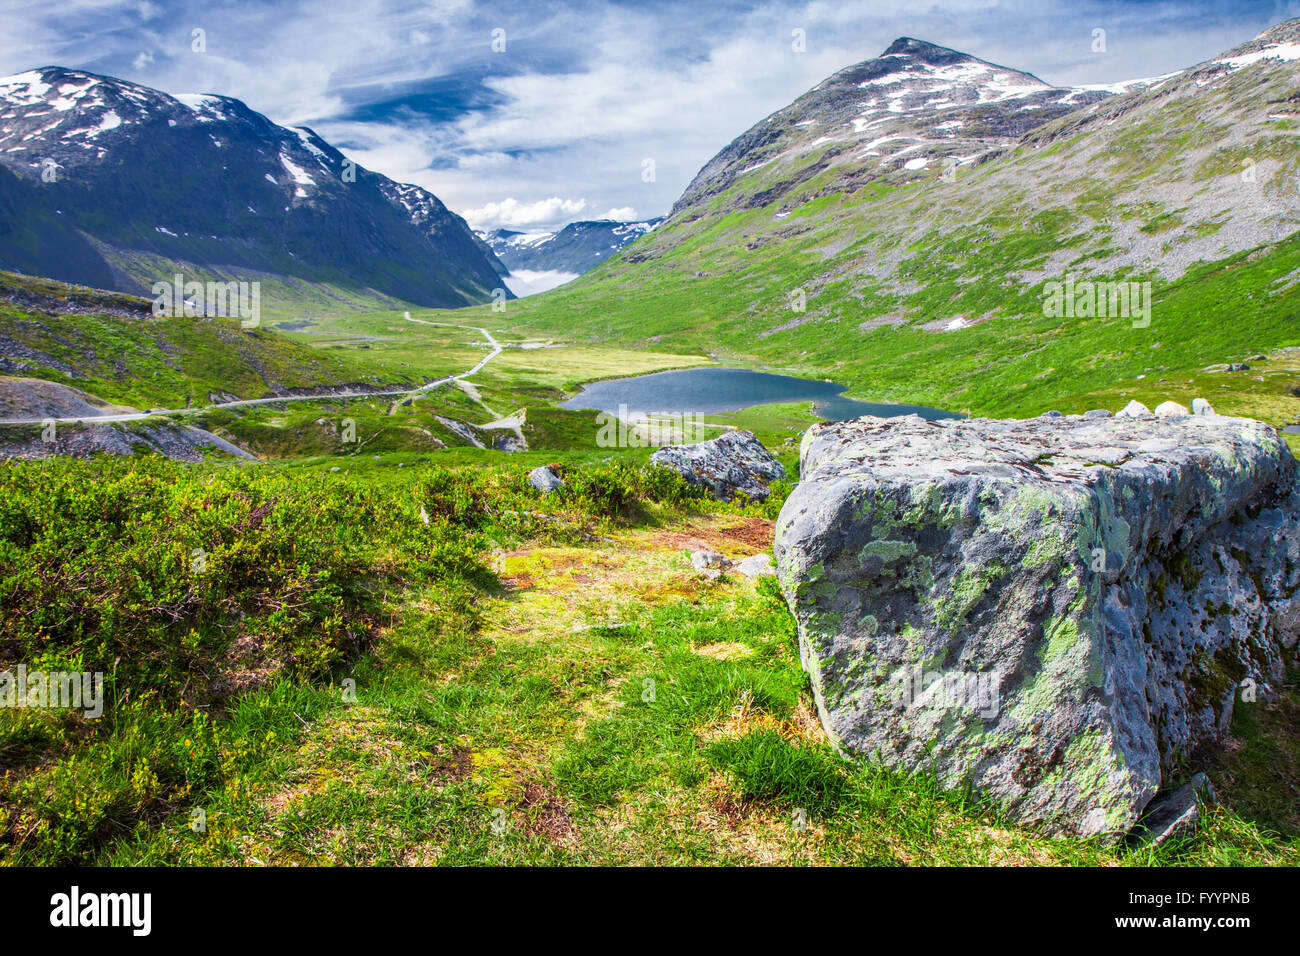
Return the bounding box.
[0,271,382,410]
[472,22,1300,424]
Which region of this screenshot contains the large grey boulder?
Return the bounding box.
[775,413,1300,840]
[650,429,785,502]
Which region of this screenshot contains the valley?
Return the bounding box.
[1,10,1299,875]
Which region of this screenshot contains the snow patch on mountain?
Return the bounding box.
[279,152,314,197]
[1216,40,1300,68]
[173,93,225,120]
[669,37,1133,217]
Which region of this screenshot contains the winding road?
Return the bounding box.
[0,314,503,425]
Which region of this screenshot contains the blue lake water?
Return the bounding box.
[560,367,960,421]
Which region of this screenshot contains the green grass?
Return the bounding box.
[0,274,371,411]
[0,454,726,864]
[1,455,1294,866]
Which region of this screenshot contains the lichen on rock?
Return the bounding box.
[775,413,1300,840]
[650,429,785,502]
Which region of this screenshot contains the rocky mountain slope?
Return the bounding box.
[0,67,508,309]
[669,37,1119,219]
[480,218,662,275]
[499,22,1300,423]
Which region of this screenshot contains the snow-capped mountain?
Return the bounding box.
[479,218,662,276]
[0,67,507,307]
[671,37,1152,217]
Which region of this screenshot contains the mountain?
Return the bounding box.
[0,67,508,310]
[668,37,1123,220]
[497,23,1300,422]
[479,218,663,276]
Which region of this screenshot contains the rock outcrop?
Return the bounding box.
[775,413,1300,839]
[0,420,255,462]
[0,376,137,421]
[650,429,785,501]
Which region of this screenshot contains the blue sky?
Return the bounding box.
[2,0,1297,230]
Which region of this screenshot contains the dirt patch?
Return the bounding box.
[701,697,825,745]
[212,633,283,699]
[695,641,753,660]
[517,784,577,843]
[432,747,475,783]
[645,516,775,555]
[638,579,710,603]
[501,571,534,591]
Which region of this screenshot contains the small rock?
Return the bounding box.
[1117,400,1152,417]
[1041,410,1063,418]
[1083,409,1113,419]
[1154,400,1190,417]
[1228,363,1251,372]
[736,553,775,578]
[690,550,735,580]
[528,465,564,494]
[690,550,732,574]
[1191,398,1215,416]
[329,466,341,473]
[1132,773,1216,846]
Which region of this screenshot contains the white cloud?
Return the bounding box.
[502,269,580,297]
[463,196,588,231]
[132,51,152,70]
[602,207,637,220]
